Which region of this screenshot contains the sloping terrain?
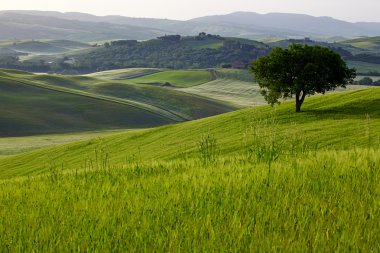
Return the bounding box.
[86,68,162,80]
[0,12,168,41]
[182,69,265,107]
[127,70,212,87]
[347,61,380,73]
[0,87,379,251]
[0,70,176,136]
[342,36,380,52]
[0,130,125,157]
[8,40,90,54]
[70,35,270,71]
[0,69,235,136]
[3,10,380,39]
[0,87,379,178]
[183,79,265,107]
[90,68,267,107]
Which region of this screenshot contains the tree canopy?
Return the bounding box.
[249,44,356,112]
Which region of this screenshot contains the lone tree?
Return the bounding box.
[249,44,356,112]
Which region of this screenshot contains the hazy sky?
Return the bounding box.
[1,0,380,22]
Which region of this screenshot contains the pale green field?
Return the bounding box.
[342,36,380,51]
[86,68,162,80]
[180,69,264,107]
[0,130,127,157]
[183,79,266,107]
[128,70,212,87]
[347,60,380,73]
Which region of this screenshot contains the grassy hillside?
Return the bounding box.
[0,12,166,42]
[1,87,379,177]
[128,70,212,87]
[0,40,90,55]
[347,60,380,73]
[30,71,234,118]
[0,71,176,137]
[88,68,267,107]
[0,88,379,251]
[88,68,266,107]
[0,130,125,158]
[0,69,235,136]
[86,68,162,80]
[182,69,266,107]
[11,40,87,54]
[342,36,380,51]
[183,79,265,107]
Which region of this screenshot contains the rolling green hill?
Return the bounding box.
[0,130,125,157]
[0,69,235,136]
[12,40,88,54]
[0,70,175,136]
[342,36,380,51]
[0,87,379,251]
[182,69,266,107]
[1,87,379,178]
[347,60,380,73]
[87,68,268,107]
[0,40,90,55]
[86,68,162,80]
[183,79,265,107]
[0,12,167,42]
[69,35,270,72]
[127,70,212,87]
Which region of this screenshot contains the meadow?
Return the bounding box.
[0,61,379,251]
[1,148,379,252]
[0,87,379,251]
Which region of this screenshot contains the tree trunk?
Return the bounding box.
[296,99,302,112]
[295,91,307,113]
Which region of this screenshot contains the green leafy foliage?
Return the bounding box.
[250,44,356,112]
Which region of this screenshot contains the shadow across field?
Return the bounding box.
[304,98,380,120]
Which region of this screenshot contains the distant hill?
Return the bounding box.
[0,68,235,136]
[342,36,380,52]
[56,35,271,72]
[0,35,271,73]
[0,12,169,42]
[1,10,380,40]
[190,12,380,38]
[0,40,90,55]
[3,35,380,76]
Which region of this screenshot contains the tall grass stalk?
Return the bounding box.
[198,133,218,166]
